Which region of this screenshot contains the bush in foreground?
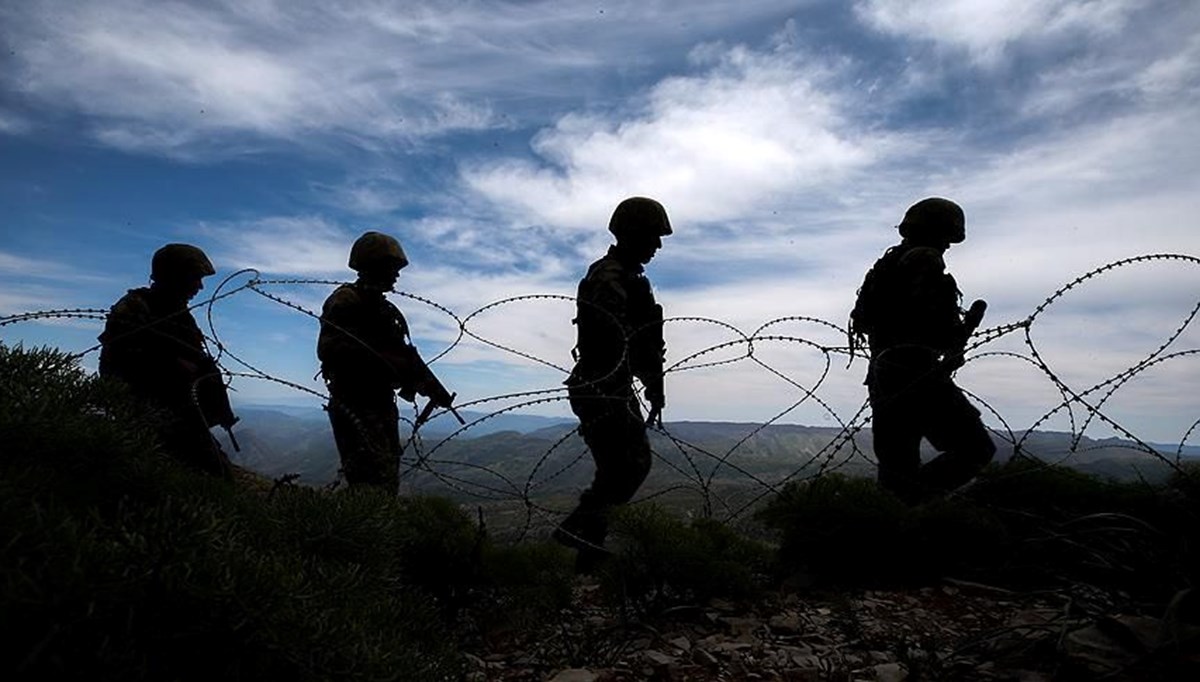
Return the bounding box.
[599,504,774,609]
[0,344,573,680]
[758,461,1198,599]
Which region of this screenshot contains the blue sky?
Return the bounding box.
[2,0,1198,445]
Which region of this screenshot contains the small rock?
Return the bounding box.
[693,648,719,667]
[547,669,598,682]
[873,663,908,682]
[1064,623,1140,673]
[791,653,823,669]
[644,650,676,667]
[668,664,706,679]
[669,635,692,651]
[722,616,760,637]
[697,634,724,648]
[782,667,822,682]
[769,613,804,634]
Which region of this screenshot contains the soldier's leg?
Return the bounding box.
[161,411,233,480]
[557,393,648,552]
[920,380,996,495]
[327,390,400,492]
[869,381,924,504]
[586,396,651,506]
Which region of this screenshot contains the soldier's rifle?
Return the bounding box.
[388,346,466,430]
[195,357,241,451]
[414,391,466,431]
[637,303,666,429]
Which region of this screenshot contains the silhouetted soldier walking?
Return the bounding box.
[850,198,996,503]
[556,197,671,570]
[317,231,456,493]
[99,244,238,479]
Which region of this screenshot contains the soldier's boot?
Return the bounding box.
[920,441,997,498]
[573,545,611,575]
[553,508,611,573]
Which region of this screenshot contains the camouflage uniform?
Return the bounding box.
[99,286,235,478]
[318,247,450,492]
[560,239,667,552]
[852,200,996,503]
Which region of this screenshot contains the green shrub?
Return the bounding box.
[758,462,1197,599]
[0,344,474,680]
[473,541,575,639]
[600,504,773,609]
[757,474,917,585]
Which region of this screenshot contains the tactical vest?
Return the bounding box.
[850,243,962,356]
[572,251,664,386]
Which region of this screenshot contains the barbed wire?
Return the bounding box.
[2,253,1197,535]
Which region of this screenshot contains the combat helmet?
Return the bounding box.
[151,243,216,281]
[608,197,673,242]
[349,231,409,272]
[898,197,965,244]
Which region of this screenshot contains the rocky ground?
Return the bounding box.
[461,579,1198,681]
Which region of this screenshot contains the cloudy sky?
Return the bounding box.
[2,0,1198,446]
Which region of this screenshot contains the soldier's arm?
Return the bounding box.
[102,296,195,382]
[576,261,633,372]
[317,288,372,364]
[587,262,633,330]
[627,280,666,412]
[368,304,453,406]
[903,248,964,346]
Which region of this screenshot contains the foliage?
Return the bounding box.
[0,343,572,680]
[598,504,774,609]
[758,460,1199,599]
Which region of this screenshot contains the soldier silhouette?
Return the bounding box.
[555,197,671,571]
[98,243,238,479]
[317,231,457,493]
[850,198,996,504]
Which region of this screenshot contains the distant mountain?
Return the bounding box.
[227,405,1196,496]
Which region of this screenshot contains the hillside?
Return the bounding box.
[230,406,1195,496]
[3,344,1199,681]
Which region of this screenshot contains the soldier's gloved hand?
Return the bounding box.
[644,387,665,428]
[646,389,665,411]
[943,352,966,372]
[397,385,417,403]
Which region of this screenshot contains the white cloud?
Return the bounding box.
[462,44,914,232]
[1135,33,1200,100]
[855,0,1138,66]
[2,0,808,155]
[4,0,1196,444]
[202,216,358,276]
[0,250,114,284]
